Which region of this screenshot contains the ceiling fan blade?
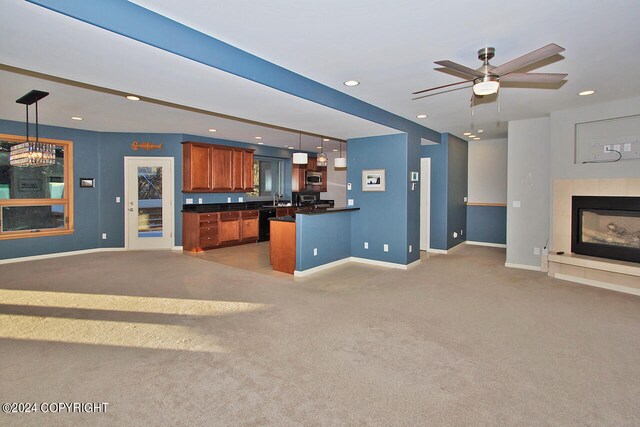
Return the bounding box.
[412,79,474,95]
[412,84,473,100]
[491,43,565,76]
[499,72,568,83]
[434,60,485,78]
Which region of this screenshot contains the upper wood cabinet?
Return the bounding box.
[182,142,254,193]
[291,164,307,192]
[307,156,317,172]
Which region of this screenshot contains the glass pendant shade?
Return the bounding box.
[472,77,499,96]
[317,152,328,167]
[10,141,56,167]
[293,152,308,164]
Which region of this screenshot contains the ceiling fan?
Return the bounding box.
[412,43,567,100]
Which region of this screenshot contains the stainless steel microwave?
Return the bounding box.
[306,171,323,185]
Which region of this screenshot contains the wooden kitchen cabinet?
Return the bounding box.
[240,210,259,241]
[183,142,212,192]
[291,163,307,192]
[182,142,254,193]
[182,212,219,252]
[219,211,241,244]
[276,207,297,217]
[307,156,317,172]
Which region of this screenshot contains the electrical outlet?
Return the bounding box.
[464,196,468,202]
[227,197,231,203]
[604,145,611,153]
[116,196,121,203]
[101,233,107,240]
[409,245,412,253]
[512,201,521,208]
[624,143,632,152]
[238,197,244,202]
[186,198,193,204]
[313,248,318,256]
[198,198,203,204]
[460,229,463,236]
[453,231,458,238]
[534,247,540,255]
[383,244,389,252]
[613,144,621,152]
[364,242,368,249]
[348,199,354,206]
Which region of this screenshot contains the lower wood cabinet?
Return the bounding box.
[183,210,259,252]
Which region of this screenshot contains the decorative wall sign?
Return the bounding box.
[362,169,386,192]
[131,141,163,151]
[79,178,95,188]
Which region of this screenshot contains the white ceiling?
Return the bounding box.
[2,0,640,145]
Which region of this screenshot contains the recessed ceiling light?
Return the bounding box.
[463,132,471,136]
[208,128,217,132]
[478,129,484,133]
[254,136,262,140]
[316,146,322,149]
[287,146,294,149]
[257,142,264,145]
[416,114,428,119]
[468,134,476,138]
[578,90,596,96]
[70,116,83,121]
[126,95,140,101]
[332,149,339,152]
[473,137,481,140]
[343,80,359,87]
[323,138,330,142]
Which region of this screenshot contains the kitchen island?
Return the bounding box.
[269,208,360,275]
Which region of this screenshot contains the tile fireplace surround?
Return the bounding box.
[550,178,640,296]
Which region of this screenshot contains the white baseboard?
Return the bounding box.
[426,248,448,254]
[504,262,542,272]
[466,241,507,248]
[351,257,420,270]
[0,247,126,265]
[172,246,183,251]
[294,258,351,277]
[553,273,640,297]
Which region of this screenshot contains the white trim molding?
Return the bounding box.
[426,248,448,254]
[553,273,640,297]
[0,247,126,265]
[466,241,507,248]
[294,258,351,277]
[504,262,542,272]
[351,257,421,270]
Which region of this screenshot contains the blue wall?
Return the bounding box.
[0,119,295,259]
[296,212,352,271]
[421,133,468,251]
[446,134,468,249]
[467,205,507,244]
[347,133,410,264]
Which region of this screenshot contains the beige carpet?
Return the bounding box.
[0,244,638,426]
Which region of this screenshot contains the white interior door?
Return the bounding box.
[125,157,174,250]
[420,158,431,251]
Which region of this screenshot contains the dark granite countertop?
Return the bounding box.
[182,201,291,213]
[269,216,296,223]
[297,207,360,215]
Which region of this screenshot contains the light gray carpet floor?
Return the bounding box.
[0,244,638,426]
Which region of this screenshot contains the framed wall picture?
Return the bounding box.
[362,169,385,192]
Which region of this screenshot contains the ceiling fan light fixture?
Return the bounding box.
[473,76,500,96]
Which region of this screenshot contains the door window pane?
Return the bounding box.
[248,158,283,197]
[138,166,163,237]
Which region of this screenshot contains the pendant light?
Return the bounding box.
[292,131,308,165]
[317,137,328,167]
[10,90,56,167]
[334,141,347,168]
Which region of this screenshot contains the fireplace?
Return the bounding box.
[572,196,640,263]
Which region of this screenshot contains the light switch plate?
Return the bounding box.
[313,248,318,256]
[238,197,244,202]
[348,199,354,206]
[512,201,521,208]
[101,233,107,240]
[116,196,121,203]
[227,197,231,203]
[347,183,352,190]
[198,198,203,204]
[383,244,389,252]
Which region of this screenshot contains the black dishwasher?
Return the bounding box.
[258,207,276,242]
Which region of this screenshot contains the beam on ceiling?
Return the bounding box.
[27,0,441,143]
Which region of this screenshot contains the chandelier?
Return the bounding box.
[10,90,56,167]
[317,137,328,167]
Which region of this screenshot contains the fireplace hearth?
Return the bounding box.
[572,196,640,263]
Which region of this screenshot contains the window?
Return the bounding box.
[247,157,283,198]
[0,134,74,239]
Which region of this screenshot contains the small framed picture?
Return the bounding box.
[362,169,385,192]
[79,178,95,188]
